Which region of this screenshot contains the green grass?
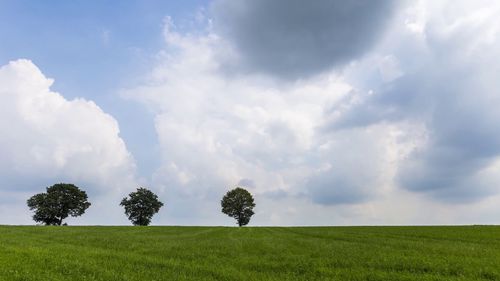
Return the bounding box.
[0,226,499,280]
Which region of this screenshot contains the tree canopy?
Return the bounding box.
[221,187,256,227]
[120,187,163,226]
[27,183,91,225]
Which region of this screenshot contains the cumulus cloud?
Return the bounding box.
[125,0,500,224]
[211,0,398,79]
[4,0,500,226]
[0,59,137,224]
[123,13,409,225]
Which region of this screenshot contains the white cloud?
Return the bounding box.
[124,0,500,225]
[123,16,412,225]
[0,59,137,224]
[4,0,496,226]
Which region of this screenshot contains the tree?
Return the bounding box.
[27,183,91,225]
[221,187,256,227]
[120,188,163,226]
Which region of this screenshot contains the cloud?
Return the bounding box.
[123,0,500,224]
[123,13,409,226]
[211,0,399,79]
[0,59,137,223]
[237,178,255,188]
[327,0,500,202]
[4,0,500,226]
[305,123,405,205]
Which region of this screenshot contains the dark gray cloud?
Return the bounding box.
[212,0,398,79]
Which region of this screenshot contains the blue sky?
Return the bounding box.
[1,0,208,177]
[0,0,207,97]
[1,0,500,226]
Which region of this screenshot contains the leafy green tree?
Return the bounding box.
[120,188,163,226]
[221,187,256,227]
[27,183,91,225]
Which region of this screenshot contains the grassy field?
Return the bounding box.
[0,226,499,280]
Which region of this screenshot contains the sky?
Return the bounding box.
[1,0,500,226]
